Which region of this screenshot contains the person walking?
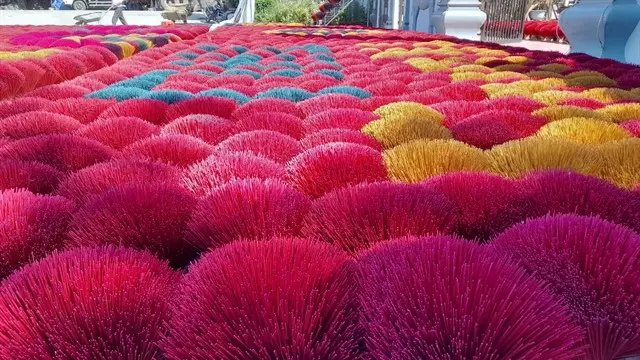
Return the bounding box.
[112,0,128,25]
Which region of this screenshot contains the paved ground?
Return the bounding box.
[509,39,570,54]
[0,12,571,55]
[0,9,208,25]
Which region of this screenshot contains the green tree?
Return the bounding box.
[255,0,317,24]
[255,0,276,14]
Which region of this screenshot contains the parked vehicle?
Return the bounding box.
[0,0,46,10]
[203,0,234,23]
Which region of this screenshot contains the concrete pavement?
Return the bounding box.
[507,39,570,54]
[0,12,571,55]
[0,9,208,25]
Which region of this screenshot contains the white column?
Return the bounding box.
[376,0,384,27]
[626,14,640,64]
[239,0,254,23]
[560,0,640,64]
[558,0,611,58]
[389,0,400,28]
[430,0,486,41]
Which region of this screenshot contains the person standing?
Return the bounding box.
[112,0,128,25]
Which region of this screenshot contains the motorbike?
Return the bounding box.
[203,0,234,23]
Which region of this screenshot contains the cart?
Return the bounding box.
[73,4,114,24]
